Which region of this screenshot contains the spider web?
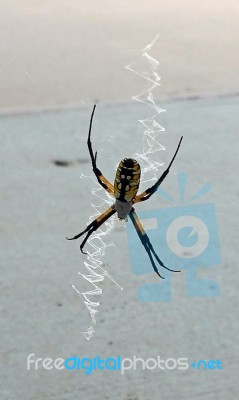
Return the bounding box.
[72,35,164,340]
[72,174,123,341]
[126,33,166,185]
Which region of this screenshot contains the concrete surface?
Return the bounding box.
[0,0,239,112]
[1,96,238,399]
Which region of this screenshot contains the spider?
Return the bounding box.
[67,105,183,279]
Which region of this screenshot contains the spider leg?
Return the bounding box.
[66,205,116,254]
[87,105,114,196]
[133,136,183,203]
[129,208,181,279]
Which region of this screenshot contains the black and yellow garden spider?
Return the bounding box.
[67,105,183,279]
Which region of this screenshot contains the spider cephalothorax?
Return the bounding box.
[67,105,183,279]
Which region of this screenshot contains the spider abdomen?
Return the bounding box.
[114,158,141,202]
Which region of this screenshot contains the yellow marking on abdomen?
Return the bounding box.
[114,158,141,201]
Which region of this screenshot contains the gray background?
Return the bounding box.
[1,1,238,399]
